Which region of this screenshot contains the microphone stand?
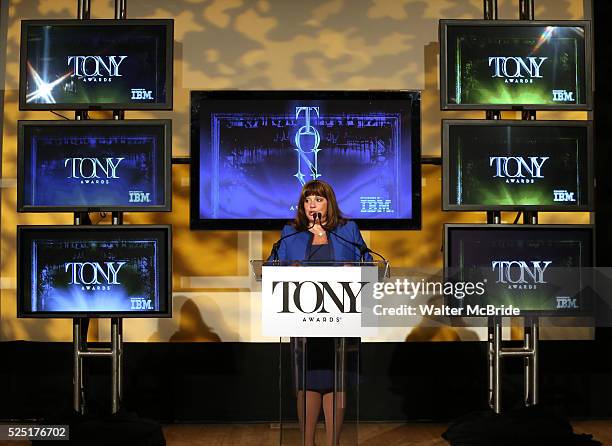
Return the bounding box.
[322,223,386,263]
[269,220,316,262]
[318,214,389,277]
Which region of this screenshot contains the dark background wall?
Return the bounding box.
[1,341,612,422]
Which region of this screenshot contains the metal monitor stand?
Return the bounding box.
[482,0,540,415]
[73,317,124,414]
[71,0,129,416]
[488,316,539,413]
[71,208,125,415]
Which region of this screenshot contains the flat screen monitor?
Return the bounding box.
[444,224,594,316]
[18,120,172,212]
[190,90,421,230]
[442,120,593,211]
[440,20,592,110]
[17,225,172,318]
[20,19,173,110]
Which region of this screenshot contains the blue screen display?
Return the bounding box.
[191,92,420,229]
[21,20,172,110]
[19,121,169,211]
[19,227,170,317]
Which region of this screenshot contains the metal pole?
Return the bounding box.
[519,0,535,20]
[112,211,123,225]
[301,337,306,446]
[524,322,532,405]
[73,0,91,419]
[114,0,127,19]
[493,320,502,413]
[532,320,539,405]
[332,338,338,446]
[522,110,536,121]
[520,0,536,122]
[486,211,501,225]
[75,111,88,121]
[523,211,538,225]
[118,319,123,400]
[483,0,498,20]
[111,318,119,413]
[486,110,501,120]
[77,0,90,20]
[339,337,346,396]
[488,325,493,409]
[73,319,83,414]
[486,195,501,409]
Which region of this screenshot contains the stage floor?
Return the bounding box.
[0,421,610,445]
[162,420,612,446]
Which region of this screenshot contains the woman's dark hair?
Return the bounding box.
[294,180,346,231]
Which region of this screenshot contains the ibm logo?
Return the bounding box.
[129,191,151,203]
[553,190,576,202]
[552,90,574,102]
[556,297,578,309]
[360,197,393,213]
[130,298,153,310]
[131,88,153,100]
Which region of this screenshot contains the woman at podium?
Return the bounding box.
[273,179,371,446]
[275,180,372,263]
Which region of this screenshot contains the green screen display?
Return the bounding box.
[445,122,590,209]
[443,22,588,107]
[446,225,593,315]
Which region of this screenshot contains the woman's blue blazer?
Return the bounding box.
[274,221,373,262]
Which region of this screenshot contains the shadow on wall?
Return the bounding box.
[148,296,240,342]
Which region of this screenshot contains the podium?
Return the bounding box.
[251,260,388,446]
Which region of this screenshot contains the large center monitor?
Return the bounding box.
[440,20,592,110]
[442,120,593,211]
[17,225,172,318]
[18,120,172,212]
[20,19,173,110]
[190,90,421,230]
[445,224,594,316]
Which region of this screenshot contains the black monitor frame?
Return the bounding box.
[190,89,422,231]
[17,119,172,213]
[439,19,593,111]
[19,19,174,111]
[444,223,595,318]
[442,119,594,212]
[17,224,173,318]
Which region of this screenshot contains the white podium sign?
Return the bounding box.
[261,265,378,337]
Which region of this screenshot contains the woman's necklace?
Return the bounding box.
[311,226,325,237]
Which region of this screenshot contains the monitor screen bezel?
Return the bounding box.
[444,223,595,317]
[19,19,174,111]
[17,224,173,318]
[439,19,593,111]
[17,119,173,213]
[189,90,422,230]
[442,119,594,212]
